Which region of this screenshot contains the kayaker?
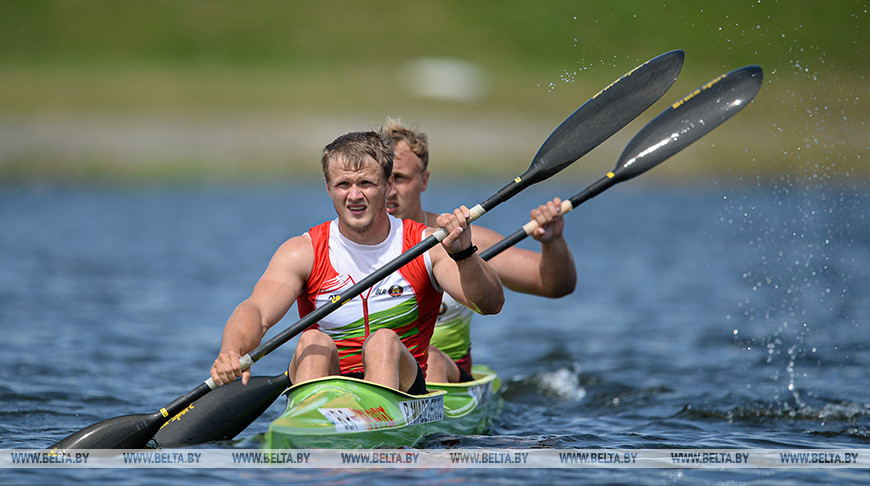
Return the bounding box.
[210,130,504,395]
[381,118,577,383]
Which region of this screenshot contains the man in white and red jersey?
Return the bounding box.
[381,118,576,383]
[210,131,504,394]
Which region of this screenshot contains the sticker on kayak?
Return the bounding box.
[319,407,398,432]
[399,396,444,425]
[467,382,493,405]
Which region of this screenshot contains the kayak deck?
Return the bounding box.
[265,365,501,449]
[426,364,502,430]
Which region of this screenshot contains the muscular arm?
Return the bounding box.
[211,234,313,385]
[474,198,576,297]
[430,207,504,315]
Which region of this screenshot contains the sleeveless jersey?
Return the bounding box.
[430,293,474,371]
[297,216,442,374]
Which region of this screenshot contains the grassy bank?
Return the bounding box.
[0,1,866,184]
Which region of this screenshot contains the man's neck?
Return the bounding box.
[338,212,392,245]
[409,208,430,225]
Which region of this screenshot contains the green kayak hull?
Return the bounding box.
[265,365,502,449]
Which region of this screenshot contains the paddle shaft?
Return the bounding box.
[205,156,622,389]
[242,207,484,362]
[479,175,613,261]
[140,166,599,420]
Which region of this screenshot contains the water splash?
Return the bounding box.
[507,363,586,401]
[724,180,867,412]
[530,367,587,401]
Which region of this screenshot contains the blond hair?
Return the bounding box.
[381,117,429,171]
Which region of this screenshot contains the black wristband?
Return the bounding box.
[449,245,478,262]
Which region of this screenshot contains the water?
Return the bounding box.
[2,178,869,484]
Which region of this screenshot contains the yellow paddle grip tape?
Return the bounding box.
[606,171,615,179]
[160,408,169,418]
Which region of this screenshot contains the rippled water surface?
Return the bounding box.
[2,179,869,484]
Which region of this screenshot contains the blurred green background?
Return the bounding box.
[0,0,866,184]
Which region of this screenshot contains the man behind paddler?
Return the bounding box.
[381,119,576,383]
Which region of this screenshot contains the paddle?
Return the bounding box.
[480,64,764,260]
[49,49,684,451]
[153,373,291,447]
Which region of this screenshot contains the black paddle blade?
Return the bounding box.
[523,49,685,187]
[479,49,684,212]
[49,381,213,450]
[153,374,290,447]
[612,65,764,183]
[48,411,164,450]
[484,65,763,261]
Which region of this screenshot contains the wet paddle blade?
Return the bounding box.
[520,49,685,187]
[613,64,764,182]
[477,50,684,212]
[153,374,290,447]
[480,65,763,261]
[48,411,164,450]
[49,381,213,450]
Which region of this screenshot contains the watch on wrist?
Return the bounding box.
[449,245,478,262]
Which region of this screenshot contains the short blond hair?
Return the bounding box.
[382,117,429,171]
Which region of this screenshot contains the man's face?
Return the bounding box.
[386,140,429,220]
[325,156,391,235]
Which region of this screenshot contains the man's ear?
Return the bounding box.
[421,170,430,192]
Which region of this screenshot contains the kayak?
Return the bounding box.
[264,365,501,449]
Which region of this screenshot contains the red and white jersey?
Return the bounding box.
[296,215,442,373]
